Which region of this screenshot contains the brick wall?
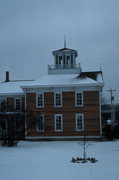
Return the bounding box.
[0,97,25,112]
[26,91,100,137]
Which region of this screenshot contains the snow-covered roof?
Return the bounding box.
[21,71,103,89]
[0,71,103,95]
[0,80,34,96]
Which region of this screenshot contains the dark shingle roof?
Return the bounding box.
[77,71,103,82]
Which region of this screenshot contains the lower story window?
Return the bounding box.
[76,114,84,131]
[0,99,6,111]
[15,98,21,111]
[55,114,63,131]
[37,115,44,132]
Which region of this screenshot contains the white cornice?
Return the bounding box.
[21,82,103,90]
[21,83,103,93]
[0,92,25,98]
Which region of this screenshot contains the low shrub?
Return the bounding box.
[71,157,98,163]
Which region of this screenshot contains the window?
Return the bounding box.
[37,115,44,131]
[75,92,83,106]
[55,114,63,131]
[15,98,21,111]
[76,114,84,131]
[54,93,62,107]
[0,99,6,111]
[37,94,44,107]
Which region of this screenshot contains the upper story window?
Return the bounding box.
[75,92,83,106]
[76,114,84,131]
[0,99,6,111]
[37,115,44,132]
[37,93,44,108]
[55,114,63,131]
[54,93,62,107]
[15,98,21,111]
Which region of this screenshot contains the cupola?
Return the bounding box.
[48,40,82,75]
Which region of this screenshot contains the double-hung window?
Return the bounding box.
[0,99,6,111]
[75,92,83,106]
[15,98,21,111]
[54,93,62,107]
[55,114,63,131]
[76,114,84,131]
[37,115,44,132]
[37,93,44,108]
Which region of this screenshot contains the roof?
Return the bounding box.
[52,48,78,57]
[78,71,103,82]
[21,71,103,89]
[0,71,103,95]
[0,80,34,96]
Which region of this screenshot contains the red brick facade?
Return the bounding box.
[26,90,101,137]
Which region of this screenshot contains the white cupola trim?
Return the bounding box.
[48,45,81,75]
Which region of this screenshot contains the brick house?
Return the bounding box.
[0,46,104,140]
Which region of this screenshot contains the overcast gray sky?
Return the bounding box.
[0,0,119,103]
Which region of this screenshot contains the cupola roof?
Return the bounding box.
[52,47,78,57]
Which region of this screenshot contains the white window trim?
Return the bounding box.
[36,115,44,132]
[75,92,83,107]
[14,98,22,111]
[55,114,63,132]
[36,93,44,108]
[54,92,62,107]
[75,114,84,131]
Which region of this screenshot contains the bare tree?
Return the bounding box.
[0,110,37,147]
[78,136,91,163]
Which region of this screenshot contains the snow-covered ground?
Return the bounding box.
[0,140,119,180]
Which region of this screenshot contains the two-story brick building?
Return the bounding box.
[0,45,104,140]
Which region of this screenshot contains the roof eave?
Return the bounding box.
[0,92,25,97]
[21,82,103,90]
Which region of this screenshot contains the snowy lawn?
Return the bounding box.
[0,140,119,180]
